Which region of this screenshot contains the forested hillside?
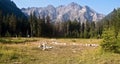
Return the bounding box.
[0,0,26,18]
[0,0,28,37]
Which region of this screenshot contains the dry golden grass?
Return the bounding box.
[0,38,120,64]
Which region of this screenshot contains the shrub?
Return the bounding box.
[101,28,120,53]
[101,37,120,53]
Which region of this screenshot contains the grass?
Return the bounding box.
[0,38,120,64]
[56,38,102,44]
[0,37,38,44]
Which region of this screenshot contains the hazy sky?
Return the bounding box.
[12,0,120,15]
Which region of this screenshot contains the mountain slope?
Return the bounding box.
[101,8,120,25]
[0,0,26,18]
[21,2,104,23]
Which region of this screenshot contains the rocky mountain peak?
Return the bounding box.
[21,2,105,23]
[47,5,55,8]
[68,2,79,6]
[67,2,82,9]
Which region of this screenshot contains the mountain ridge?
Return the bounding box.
[21,2,105,23]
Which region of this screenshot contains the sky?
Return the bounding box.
[11,0,120,15]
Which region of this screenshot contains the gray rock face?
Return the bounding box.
[21,2,104,23]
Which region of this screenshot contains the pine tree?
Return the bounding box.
[45,16,53,37]
[36,16,42,37]
[81,23,85,38]
[29,13,34,37]
[96,21,103,38]
[2,14,10,36]
[0,10,2,36]
[90,22,96,38]
[84,21,90,38]
[8,14,17,36]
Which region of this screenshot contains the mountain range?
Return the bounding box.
[21,2,105,23]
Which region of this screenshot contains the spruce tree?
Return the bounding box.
[0,10,2,36]
[8,14,16,36]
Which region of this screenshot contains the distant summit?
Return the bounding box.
[21,2,105,22]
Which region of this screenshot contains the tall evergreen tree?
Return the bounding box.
[84,21,90,38]
[36,16,42,37]
[90,22,96,38]
[29,13,35,37]
[96,21,103,38]
[81,23,85,38]
[8,14,16,36]
[0,10,2,36]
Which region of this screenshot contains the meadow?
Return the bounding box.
[0,38,120,64]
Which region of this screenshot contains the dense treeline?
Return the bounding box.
[0,10,103,38]
[28,14,103,38]
[1,8,120,39]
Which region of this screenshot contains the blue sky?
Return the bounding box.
[12,0,120,15]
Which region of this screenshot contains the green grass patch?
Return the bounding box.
[0,38,38,44]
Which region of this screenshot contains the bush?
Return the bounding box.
[101,28,120,53]
[101,37,120,53]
